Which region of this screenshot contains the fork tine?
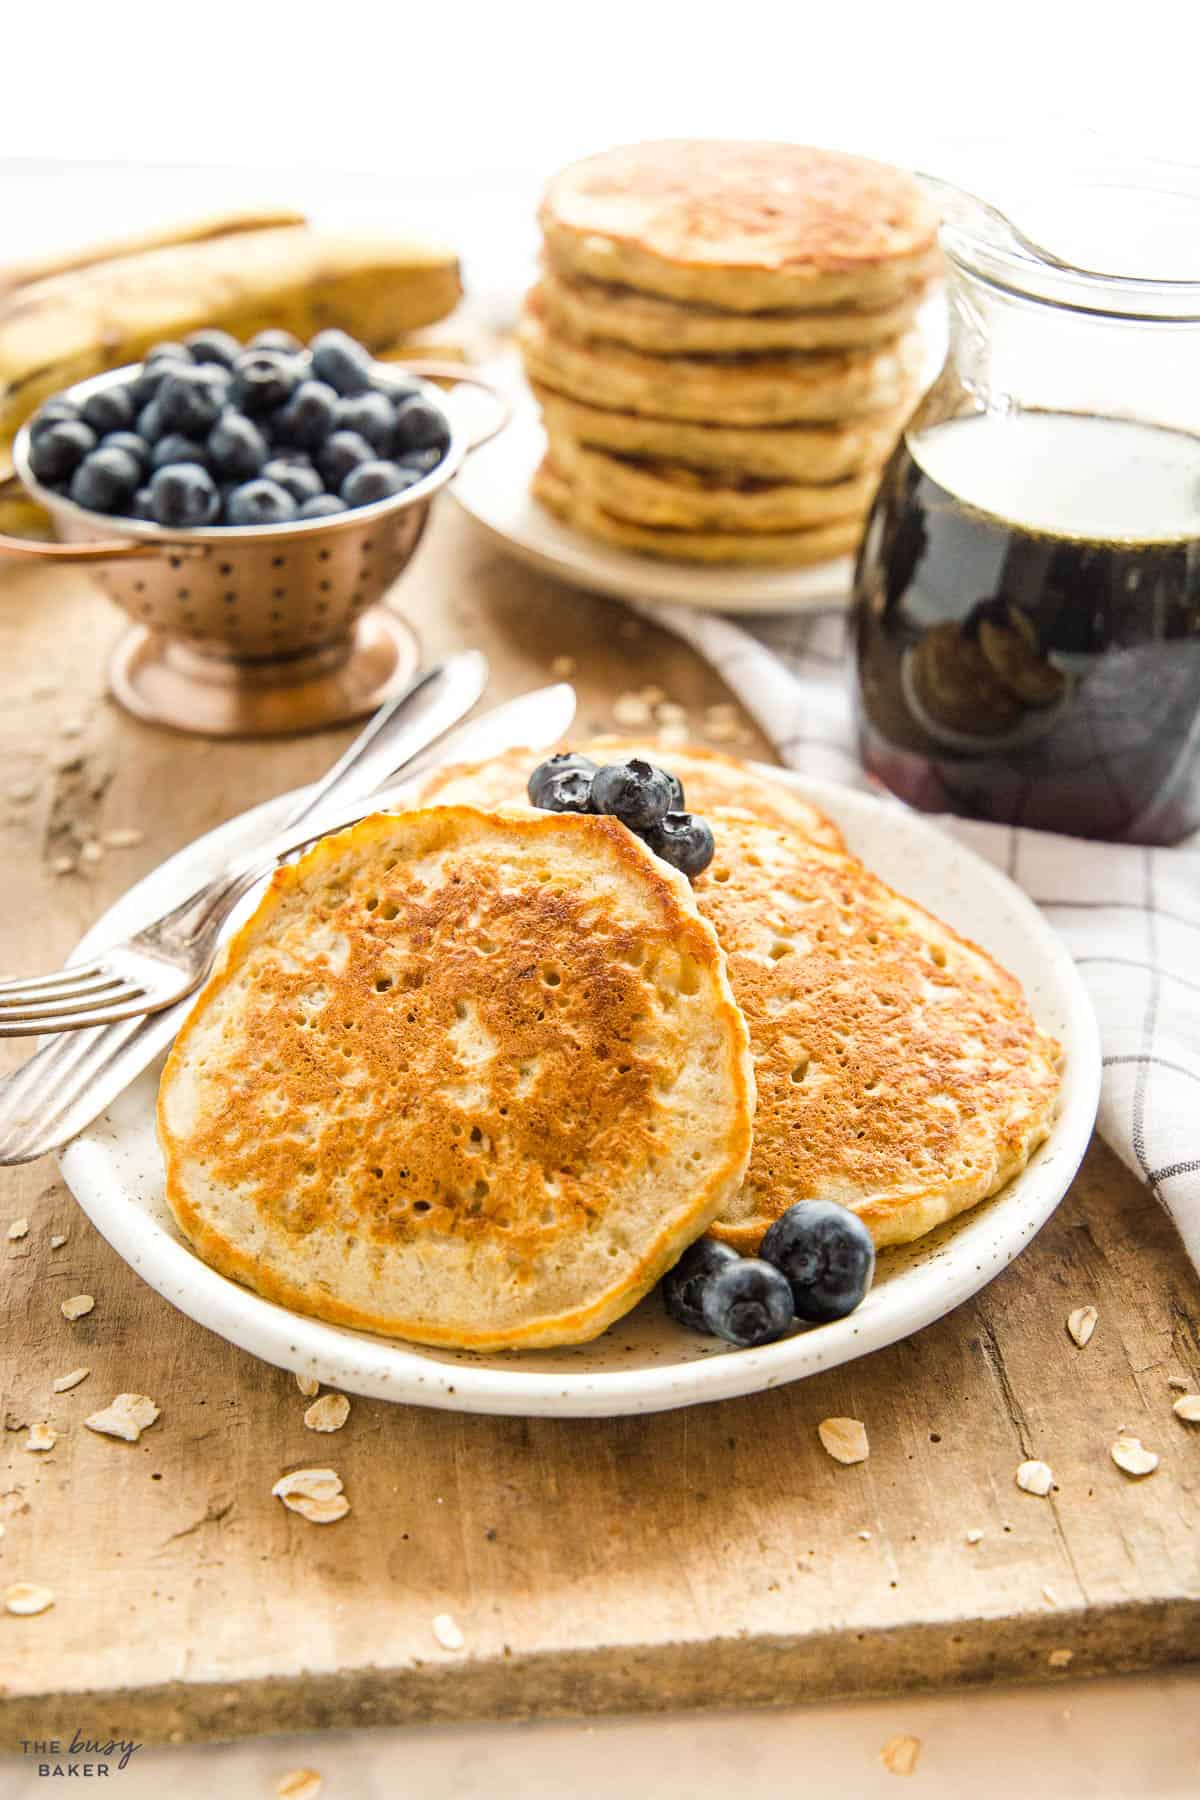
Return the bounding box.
[0,962,105,1000]
[0,983,146,1034]
[0,973,133,1017]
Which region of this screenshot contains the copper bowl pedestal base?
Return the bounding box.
[108,607,421,738]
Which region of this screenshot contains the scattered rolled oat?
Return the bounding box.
[638,685,665,705]
[879,1734,921,1777]
[294,1373,320,1398]
[7,1218,28,1240]
[1167,1376,1190,1391]
[655,701,688,726]
[1042,1585,1058,1606]
[0,1522,5,1539]
[818,1417,869,1465]
[1066,1305,1098,1347]
[59,719,85,740]
[49,1234,67,1250]
[50,856,76,876]
[432,1612,465,1651]
[85,1394,160,1443]
[612,693,652,729]
[1172,1394,1200,1422]
[1111,1435,1158,1477]
[276,1772,322,1800]
[1016,1459,1055,1497]
[1047,1648,1074,1669]
[52,1368,90,1393]
[656,721,689,749]
[857,1529,873,1541]
[25,1422,57,1453]
[272,1468,349,1525]
[303,1393,350,1434]
[550,655,576,679]
[4,1582,54,1616]
[7,781,37,804]
[965,1529,985,1545]
[79,841,103,866]
[60,1294,94,1321]
[102,827,144,850]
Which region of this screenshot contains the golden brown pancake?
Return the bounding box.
[539,259,930,354]
[158,807,754,1350]
[520,298,926,425]
[540,141,940,312]
[533,384,914,484]
[547,432,878,533]
[415,740,847,853]
[692,813,1062,1248]
[533,454,864,564]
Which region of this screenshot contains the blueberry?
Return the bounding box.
[68,446,143,513]
[699,1257,794,1347]
[151,433,209,472]
[317,429,374,490]
[157,366,227,437]
[229,349,300,416]
[396,445,445,476]
[341,459,420,508]
[334,391,396,453]
[28,398,82,441]
[662,1237,741,1333]
[297,493,347,519]
[373,368,423,405]
[184,328,241,369]
[225,478,298,527]
[135,398,168,443]
[271,379,338,449]
[663,768,685,809]
[527,752,597,809]
[27,420,97,484]
[144,341,193,366]
[148,461,220,528]
[128,486,157,522]
[530,766,595,813]
[249,328,303,354]
[207,409,268,480]
[643,811,715,878]
[262,456,323,505]
[590,758,676,831]
[759,1200,876,1324]
[391,396,448,455]
[79,385,137,436]
[99,430,151,472]
[310,328,374,397]
[129,356,191,409]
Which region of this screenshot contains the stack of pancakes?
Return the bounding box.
[519,141,940,565]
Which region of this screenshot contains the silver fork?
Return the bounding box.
[0,652,487,1037]
[0,679,577,1165]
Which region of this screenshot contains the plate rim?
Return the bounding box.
[59,773,1101,1418]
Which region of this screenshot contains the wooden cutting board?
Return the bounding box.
[1,514,1198,1747]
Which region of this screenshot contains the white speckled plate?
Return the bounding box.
[58,774,1099,1417]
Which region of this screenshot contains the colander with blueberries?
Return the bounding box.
[0,328,506,736]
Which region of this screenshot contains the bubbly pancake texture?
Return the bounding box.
[692,814,1062,1249]
[533,455,863,564]
[539,261,929,355]
[158,807,754,1350]
[540,141,940,312]
[520,299,926,425]
[532,385,915,484]
[415,740,846,853]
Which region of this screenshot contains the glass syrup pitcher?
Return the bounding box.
[852,168,1200,843]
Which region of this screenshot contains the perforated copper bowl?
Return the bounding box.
[1,360,506,736]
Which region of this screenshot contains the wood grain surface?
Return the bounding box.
[1,512,1198,1747]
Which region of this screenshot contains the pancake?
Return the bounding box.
[520,299,926,425]
[547,432,878,533]
[533,454,864,564]
[540,141,940,313]
[540,260,930,355]
[415,740,847,853]
[691,813,1062,1249]
[158,806,754,1351]
[533,384,914,484]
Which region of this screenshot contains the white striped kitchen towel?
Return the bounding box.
[631,599,1200,1274]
